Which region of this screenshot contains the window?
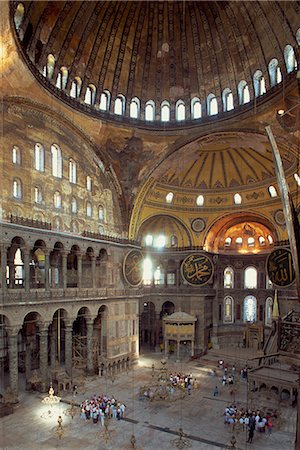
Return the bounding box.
[46,54,55,79]
[284,45,297,73]
[224,296,234,323]
[166,192,174,203]
[14,248,24,285]
[34,186,42,204]
[54,191,61,209]
[51,144,62,178]
[248,237,255,247]
[12,146,21,165]
[294,173,300,187]
[243,295,257,322]
[259,236,265,246]
[14,3,25,31]
[86,176,92,192]
[268,59,282,87]
[99,90,111,111]
[98,206,104,221]
[34,143,44,172]
[244,266,257,289]
[253,70,266,97]
[222,89,234,112]
[145,101,155,121]
[114,95,125,115]
[70,77,82,98]
[86,202,92,218]
[268,185,277,197]
[297,28,300,46]
[224,267,234,288]
[161,101,170,122]
[84,84,96,105]
[196,195,204,206]
[142,258,153,285]
[129,97,140,119]
[225,237,231,247]
[236,237,242,245]
[69,159,76,184]
[55,67,68,90]
[176,100,185,121]
[234,193,242,204]
[170,235,178,247]
[238,80,250,104]
[154,266,164,285]
[154,235,166,248]
[207,94,218,115]
[145,234,153,246]
[191,97,201,119]
[71,197,77,214]
[13,179,22,199]
[167,273,175,285]
[265,297,273,326]
[267,235,273,244]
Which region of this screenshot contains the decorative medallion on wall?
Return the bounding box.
[123,250,144,287]
[274,209,286,226]
[266,248,295,288]
[191,218,206,233]
[181,253,214,286]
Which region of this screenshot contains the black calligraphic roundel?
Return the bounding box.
[266,248,295,288]
[123,250,144,287]
[181,253,214,286]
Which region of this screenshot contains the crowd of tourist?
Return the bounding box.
[169,372,198,392]
[80,394,126,426]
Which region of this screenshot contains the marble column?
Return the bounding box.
[8,249,14,288]
[39,326,49,392]
[62,251,68,289]
[64,324,73,377]
[91,255,96,289]
[77,253,82,288]
[86,320,94,375]
[51,330,57,370]
[44,251,50,291]
[23,246,30,292]
[1,244,7,292]
[25,338,32,389]
[7,327,20,402]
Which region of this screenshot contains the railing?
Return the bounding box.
[10,215,51,230]
[82,231,140,246]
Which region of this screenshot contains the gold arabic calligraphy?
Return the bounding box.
[267,249,295,287]
[182,254,213,285]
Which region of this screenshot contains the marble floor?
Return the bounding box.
[0,349,297,450]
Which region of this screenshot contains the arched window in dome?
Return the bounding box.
[86,201,92,218]
[196,194,204,206]
[114,94,125,115]
[267,235,273,244]
[244,266,257,289]
[14,3,25,31]
[46,54,55,79]
[34,185,42,204]
[191,97,202,119]
[71,197,77,214]
[207,94,218,115]
[234,193,242,205]
[253,70,266,97]
[145,100,155,121]
[13,178,22,199]
[161,101,170,122]
[176,100,185,121]
[129,97,140,119]
[12,146,21,165]
[34,143,44,172]
[145,235,153,246]
[53,191,61,209]
[238,80,250,104]
[259,236,265,246]
[248,237,255,247]
[98,206,105,222]
[225,237,231,247]
[265,297,273,326]
[99,90,111,111]
[268,185,277,198]
[70,77,82,98]
[244,295,257,322]
[224,296,234,323]
[51,144,62,178]
[268,59,282,87]
[69,159,77,184]
[166,192,174,203]
[154,235,166,248]
[224,267,234,288]
[284,45,297,73]
[56,67,68,90]
[294,173,300,187]
[222,88,234,112]
[170,235,178,247]
[84,84,96,106]
[236,237,242,246]
[296,28,300,45]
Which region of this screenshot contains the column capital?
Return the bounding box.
[7,325,21,337]
[37,322,51,333]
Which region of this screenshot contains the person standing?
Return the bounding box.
[247,426,254,443]
[214,386,219,397]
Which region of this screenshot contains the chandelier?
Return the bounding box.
[42,386,61,406]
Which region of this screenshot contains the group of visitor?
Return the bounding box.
[80,394,126,426]
[169,372,198,393]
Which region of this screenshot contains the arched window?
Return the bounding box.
[154,235,166,248]
[114,94,125,115]
[248,237,255,247]
[284,45,297,73]
[69,159,77,184]
[297,28,300,45]
[191,97,201,119]
[12,146,21,165]
[236,237,242,246]
[99,90,111,111]
[224,296,234,323]
[268,185,277,198]
[224,267,234,288]
[161,101,170,122]
[166,192,174,203]
[234,193,242,205]
[86,176,92,192]
[51,144,62,178]
[253,70,266,97]
[170,235,178,247]
[176,100,185,121]
[70,77,82,98]
[86,202,92,218]
[98,206,104,221]
[14,248,24,285]
[222,88,234,112]
[238,80,250,104]
[13,179,22,198]
[53,191,61,209]
[129,97,140,119]
[145,100,155,121]
[268,59,282,87]
[244,266,257,289]
[259,236,265,246]
[142,257,153,285]
[267,234,273,244]
[207,93,218,115]
[56,67,68,90]
[84,84,96,105]
[243,295,257,322]
[225,237,231,247]
[196,194,204,206]
[154,266,164,285]
[71,197,77,214]
[14,3,25,31]
[34,143,44,172]
[294,173,300,187]
[145,235,153,246]
[265,297,273,326]
[46,54,55,79]
[34,186,42,203]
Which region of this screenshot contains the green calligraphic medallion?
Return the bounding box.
[181,253,214,286]
[266,248,295,288]
[123,250,143,287]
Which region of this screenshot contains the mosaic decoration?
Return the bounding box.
[191,218,206,232]
[123,249,144,287]
[266,248,295,288]
[181,253,214,286]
